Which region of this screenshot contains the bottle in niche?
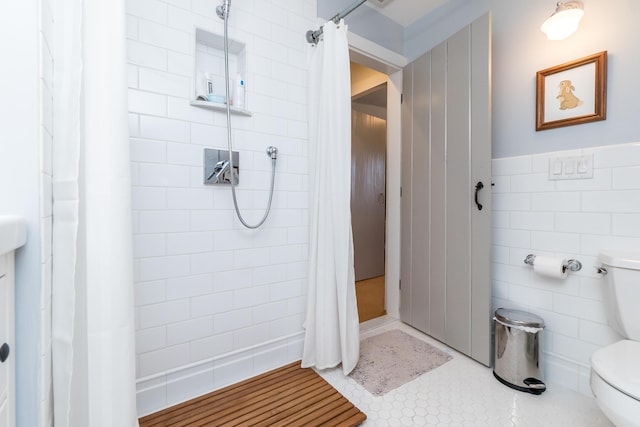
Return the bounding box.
[234,74,245,109]
[206,77,216,103]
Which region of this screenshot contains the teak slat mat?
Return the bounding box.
[139,361,366,427]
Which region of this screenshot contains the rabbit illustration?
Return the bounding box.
[557,79,583,110]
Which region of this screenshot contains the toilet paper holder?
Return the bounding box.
[523,254,582,272]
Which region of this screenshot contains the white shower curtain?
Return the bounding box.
[302,20,360,375]
[52,0,138,426]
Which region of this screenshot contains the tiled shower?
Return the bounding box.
[127,0,316,415]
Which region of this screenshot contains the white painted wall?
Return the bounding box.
[0,1,52,426]
[127,0,317,415]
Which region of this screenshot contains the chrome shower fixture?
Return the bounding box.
[203,148,239,185]
[209,160,230,182]
[216,0,231,19]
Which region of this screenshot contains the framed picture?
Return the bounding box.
[536,51,607,131]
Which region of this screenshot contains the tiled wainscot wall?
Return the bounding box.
[491,141,640,396]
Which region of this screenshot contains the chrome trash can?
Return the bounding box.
[493,308,546,394]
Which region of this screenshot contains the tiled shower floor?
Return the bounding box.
[317,317,612,426]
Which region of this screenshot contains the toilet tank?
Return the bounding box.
[599,251,640,341]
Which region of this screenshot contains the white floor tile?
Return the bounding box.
[316,317,612,427]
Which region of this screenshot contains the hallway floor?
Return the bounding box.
[317,317,612,426]
[356,276,386,323]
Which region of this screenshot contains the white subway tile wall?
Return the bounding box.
[127,0,316,415]
[492,142,640,396]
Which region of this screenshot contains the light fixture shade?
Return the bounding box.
[541,1,584,40]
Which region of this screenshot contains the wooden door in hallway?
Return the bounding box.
[351,101,386,282]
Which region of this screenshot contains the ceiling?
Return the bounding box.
[353,84,387,108]
[366,0,451,27]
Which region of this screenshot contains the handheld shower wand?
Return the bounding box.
[216,0,231,19]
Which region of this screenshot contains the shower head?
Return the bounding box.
[216,0,231,19]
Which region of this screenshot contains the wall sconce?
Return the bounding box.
[541,1,584,40]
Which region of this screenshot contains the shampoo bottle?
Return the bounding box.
[206,73,216,102]
[235,74,245,109]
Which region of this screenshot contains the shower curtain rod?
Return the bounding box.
[306,0,368,44]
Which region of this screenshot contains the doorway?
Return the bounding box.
[350,64,388,323]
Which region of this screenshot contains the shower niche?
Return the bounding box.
[190,28,251,116]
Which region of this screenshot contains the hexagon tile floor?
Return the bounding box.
[317,317,613,427]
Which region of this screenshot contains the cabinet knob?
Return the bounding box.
[0,343,9,363]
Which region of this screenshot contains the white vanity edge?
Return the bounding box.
[0,216,27,255]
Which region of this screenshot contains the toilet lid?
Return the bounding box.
[591,340,640,400]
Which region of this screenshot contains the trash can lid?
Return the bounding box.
[495,308,544,328]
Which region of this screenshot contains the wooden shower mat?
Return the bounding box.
[139,361,366,427]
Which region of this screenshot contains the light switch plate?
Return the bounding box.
[548,154,593,180]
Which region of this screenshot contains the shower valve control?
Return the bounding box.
[204,148,239,185]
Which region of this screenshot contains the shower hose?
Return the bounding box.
[219,0,277,229]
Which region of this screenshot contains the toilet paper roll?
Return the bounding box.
[533,256,568,279]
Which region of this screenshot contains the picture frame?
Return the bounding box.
[536,51,607,131]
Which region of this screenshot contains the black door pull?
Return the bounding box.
[0,343,9,363]
[474,181,484,211]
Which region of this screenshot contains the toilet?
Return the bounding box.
[590,251,640,427]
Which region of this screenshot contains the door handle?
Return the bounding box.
[0,342,9,363]
[474,181,484,211]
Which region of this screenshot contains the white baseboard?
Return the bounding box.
[543,351,593,397]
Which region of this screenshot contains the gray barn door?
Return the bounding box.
[351,109,386,281]
[400,13,492,366]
